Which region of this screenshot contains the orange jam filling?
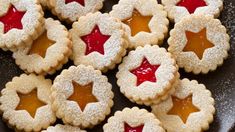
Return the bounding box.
[183,28,214,59]
[28,32,55,58]
[16,89,46,118]
[68,81,98,111]
[167,95,200,123]
[123,9,152,36]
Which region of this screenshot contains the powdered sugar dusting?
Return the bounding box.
[220,1,235,57]
[212,1,235,130]
[213,72,235,131]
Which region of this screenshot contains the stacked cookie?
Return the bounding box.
[116,45,179,106]
[0,0,44,51]
[0,0,230,131]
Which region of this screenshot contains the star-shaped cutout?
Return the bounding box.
[177,0,207,14]
[167,95,200,123]
[123,9,152,36]
[81,25,111,55]
[183,28,214,60]
[130,57,160,86]
[28,31,55,58]
[0,5,26,34]
[68,81,98,111]
[124,123,144,132]
[16,89,46,118]
[65,0,85,6]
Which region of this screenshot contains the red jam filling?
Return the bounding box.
[130,57,160,86]
[65,0,85,6]
[0,5,25,33]
[124,123,144,132]
[177,0,207,14]
[81,25,110,55]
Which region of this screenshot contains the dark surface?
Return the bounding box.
[0,0,235,132]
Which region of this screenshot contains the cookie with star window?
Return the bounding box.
[168,15,230,74]
[51,65,114,128]
[0,0,44,51]
[70,12,128,72]
[152,78,215,132]
[162,0,223,22]
[116,45,179,106]
[103,107,165,132]
[109,0,169,48]
[0,74,56,131]
[48,0,104,23]
[13,18,72,75]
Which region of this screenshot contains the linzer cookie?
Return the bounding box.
[48,0,104,22]
[162,0,223,22]
[42,124,86,132]
[116,45,179,106]
[0,0,44,51]
[51,65,114,128]
[103,107,165,132]
[0,74,56,131]
[110,0,169,48]
[168,15,230,74]
[70,12,128,72]
[13,18,72,75]
[152,78,215,132]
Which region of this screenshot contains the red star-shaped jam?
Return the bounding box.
[177,0,207,14]
[130,57,160,86]
[81,25,111,55]
[124,123,144,132]
[65,0,85,6]
[0,5,26,33]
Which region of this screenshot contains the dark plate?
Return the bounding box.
[0,0,235,132]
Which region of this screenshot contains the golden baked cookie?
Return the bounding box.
[168,15,230,74]
[103,107,165,132]
[51,65,114,128]
[117,45,179,105]
[70,12,128,72]
[0,74,56,131]
[152,78,215,132]
[162,0,223,22]
[13,18,72,75]
[110,0,169,48]
[0,0,44,51]
[48,0,104,22]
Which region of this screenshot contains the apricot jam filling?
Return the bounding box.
[28,32,55,58]
[16,89,46,118]
[68,81,98,111]
[123,9,152,36]
[168,95,200,123]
